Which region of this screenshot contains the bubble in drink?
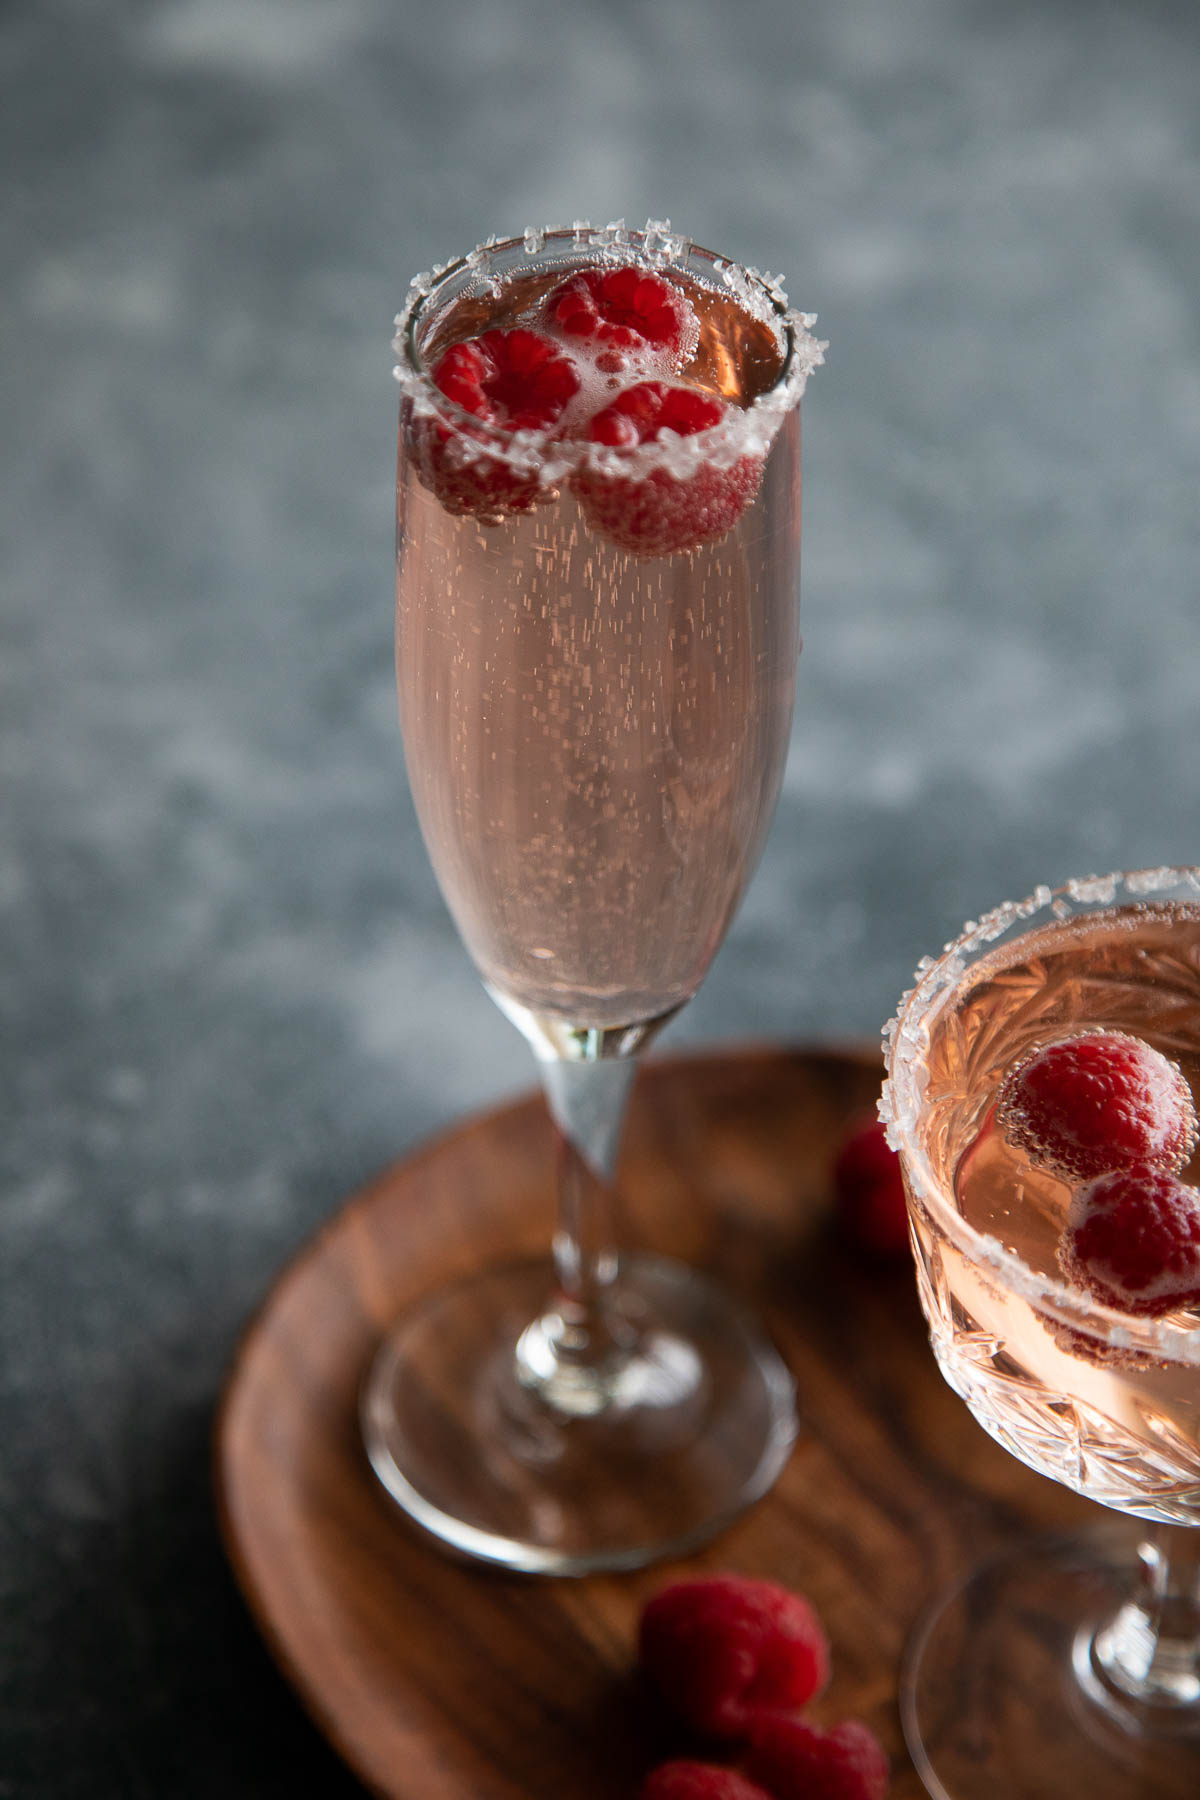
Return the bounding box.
[392,224,823,1028]
[888,892,1200,1525]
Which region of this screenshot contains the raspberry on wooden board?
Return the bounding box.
[638,1575,830,1740]
[746,1717,890,1800]
[831,1120,910,1258]
[641,1762,774,1800]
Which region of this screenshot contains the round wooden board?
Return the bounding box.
[215,1045,1092,1800]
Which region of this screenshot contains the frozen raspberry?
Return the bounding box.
[412,328,579,519]
[995,1030,1198,1183]
[832,1120,909,1258]
[641,1763,773,1800]
[746,1717,889,1800]
[1059,1163,1200,1317]
[639,1575,830,1740]
[548,265,697,360]
[572,382,763,557]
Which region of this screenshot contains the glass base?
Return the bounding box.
[901,1527,1200,1800]
[360,1251,796,1575]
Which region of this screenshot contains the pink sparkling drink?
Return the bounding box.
[393,225,824,1033]
[885,873,1200,1526]
[363,223,824,1576]
[885,870,1200,1800]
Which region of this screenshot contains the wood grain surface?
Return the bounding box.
[215,1045,1093,1799]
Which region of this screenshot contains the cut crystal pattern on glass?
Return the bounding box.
[911,1149,1200,1526]
[887,870,1200,1795]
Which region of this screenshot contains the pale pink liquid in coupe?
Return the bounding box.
[396,263,801,1028]
[910,903,1200,1525]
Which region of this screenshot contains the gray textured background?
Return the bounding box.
[4,0,1200,1792]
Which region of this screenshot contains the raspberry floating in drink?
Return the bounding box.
[433,328,580,432]
[548,264,699,361]
[395,221,823,554]
[573,381,764,557]
[641,1763,774,1800]
[586,380,724,449]
[638,1574,830,1740]
[414,328,580,518]
[1058,1163,1200,1317]
[745,1716,890,1800]
[994,1029,1198,1183]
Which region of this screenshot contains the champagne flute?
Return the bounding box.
[360,223,824,1574]
[884,867,1200,1797]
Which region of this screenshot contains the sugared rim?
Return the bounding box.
[390,219,826,482]
[881,865,1200,1360]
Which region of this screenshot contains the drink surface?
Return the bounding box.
[910,902,1200,1523]
[395,246,806,1029]
[420,262,788,412]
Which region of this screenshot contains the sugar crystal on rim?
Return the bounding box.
[391,222,825,498]
[883,866,1200,1355]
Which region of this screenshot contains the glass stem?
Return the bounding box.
[513,1035,640,1417]
[543,1055,632,1327]
[1090,1524,1200,1716]
[487,995,681,1418]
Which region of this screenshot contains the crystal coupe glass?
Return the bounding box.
[884,867,1200,1798]
[361,223,824,1574]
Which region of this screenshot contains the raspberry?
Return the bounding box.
[548,265,697,360]
[746,1717,889,1800]
[641,1763,773,1800]
[412,328,579,519]
[586,379,724,448]
[639,1575,830,1740]
[1059,1163,1200,1317]
[995,1030,1198,1183]
[832,1120,909,1258]
[433,328,580,431]
[572,382,763,557]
